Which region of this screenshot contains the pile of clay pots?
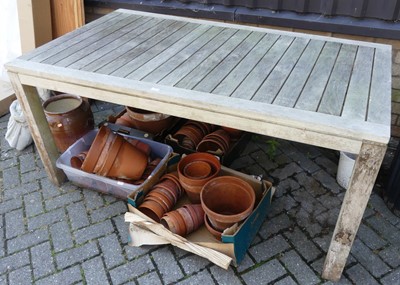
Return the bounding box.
[71,126,159,184]
[173,120,243,155]
[138,152,256,240]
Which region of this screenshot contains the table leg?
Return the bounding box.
[8,72,66,186]
[322,141,387,281]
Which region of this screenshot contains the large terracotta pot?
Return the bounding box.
[201,176,255,231]
[43,94,94,152]
[125,107,173,134]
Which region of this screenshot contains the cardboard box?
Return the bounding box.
[125,166,273,269]
[56,128,172,200]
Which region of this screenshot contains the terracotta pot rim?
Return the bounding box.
[81,126,110,173]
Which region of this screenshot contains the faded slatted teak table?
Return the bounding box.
[6,9,391,281]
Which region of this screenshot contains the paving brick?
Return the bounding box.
[82,189,105,210]
[4,181,39,200]
[0,250,30,274]
[7,229,49,254]
[236,253,255,272]
[346,263,379,285]
[367,215,400,245]
[27,208,65,231]
[19,153,36,173]
[151,246,183,283]
[0,156,18,170]
[24,191,44,217]
[250,150,279,171]
[239,140,260,156]
[378,244,400,267]
[291,208,324,237]
[82,256,109,285]
[357,223,387,251]
[113,216,129,244]
[242,259,286,285]
[287,150,320,174]
[45,191,82,211]
[294,172,326,197]
[284,227,321,262]
[210,266,242,285]
[8,265,32,285]
[291,188,326,215]
[0,274,5,284]
[40,178,63,199]
[259,213,294,239]
[175,269,214,285]
[109,255,154,285]
[312,169,342,194]
[104,195,118,204]
[271,162,302,181]
[180,253,211,275]
[0,197,22,215]
[274,178,300,198]
[229,155,256,171]
[137,271,162,285]
[50,221,74,252]
[315,156,338,177]
[124,244,157,261]
[21,168,47,184]
[280,250,320,284]
[74,220,114,244]
[56,241,99,269]
[35,265,82,285]
[67,202,89,230]
[2,166,20,189]
[5,208,25,239]
[351,239,390,278]
[90,201,127,223]
[274,276,297,285]
[274,153,293,166]
[316,193,342,209]
[99,234,125,268]
[249,235,291,262]
[369,194,400,225]
[31,241,55,279]
[380,267,400,285]
[267,195,298,218]
[316,208,340,228]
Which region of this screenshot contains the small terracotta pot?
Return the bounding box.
[204,214,223,241]
[161,210,187,236]
[138,200,165,222]
[81,126,111,173]
[221,126,242,138]
[115,112,136,128]
[183,161,212,180]
[126,106,173,134]
[125,138,152,156]
[176,208,195,234]
[183,204,205,229]
[200,176,255,231]
[70,151,88,169]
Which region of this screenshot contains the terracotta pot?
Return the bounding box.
[221,126,242,138]
[183,161,212,180]
[115,112,136,128]
[161,210,187,236]
[125,138,151,156]
[125,106,173,134]
[197,129,231,154]
[43,94,94,152]
[176,207,195,234]
[70,151,88,169]
[177,152,221,203]
[200,176,255,231]
[183,204,205,229]
[138,200,165,222]
[204,214,223,240]
[81,126,111,173]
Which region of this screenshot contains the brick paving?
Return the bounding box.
[0,101,399,284]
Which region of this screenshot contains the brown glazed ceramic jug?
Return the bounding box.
[43,94,94,152]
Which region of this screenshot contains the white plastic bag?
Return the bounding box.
[5,100,33,151]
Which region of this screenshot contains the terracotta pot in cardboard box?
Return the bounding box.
[125,166,274,269]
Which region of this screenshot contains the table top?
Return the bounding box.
[6,9,392,152]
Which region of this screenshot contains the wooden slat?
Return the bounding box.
[251,37,309,103]
[367,47,392,125]
[193,32,265,93]
[142,26,224,83]
[175,29,251,89]
[126,24,213,80]
[112,23,199,78]
[55,16,152,68]
[212,33,280,96]
[158,28,237,86]
[272,39,325,107]
[341,46,375,120]
[43,15,139,65]
[318,44,358,116]
[81,19,175,72]
[295,42,341,111]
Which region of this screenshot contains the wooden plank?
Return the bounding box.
[126,24,213,80]
[251,37,309,103]
[81,19,175,72]
[50,0,85,38]
[212,33,280,97]
[111,23,199,78]
[322,141,387,281]
[55,16,151,68]
[193,32,265,93]
[367,47,392,125]
[158,28,237,86]
[142,26,224,83]
[295,42,341,111]
[43,14,140,65]
[272,39,325,108]
[175,29,251,90]
[317,44,358,116]
[0,80,16,116]
[341,46,375,121]
[7,72,66,185]
[21,11,121,61]
[230,35,294,100]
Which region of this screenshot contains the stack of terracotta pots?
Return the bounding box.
[73,126,152,183]
[138,172,183,222]
[160,204,205,236]
[200,176,256,240]
[177,152,221,203]
[197,129,231,154]
[173,120,215,150]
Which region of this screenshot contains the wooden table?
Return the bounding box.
[6,9,391,281]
